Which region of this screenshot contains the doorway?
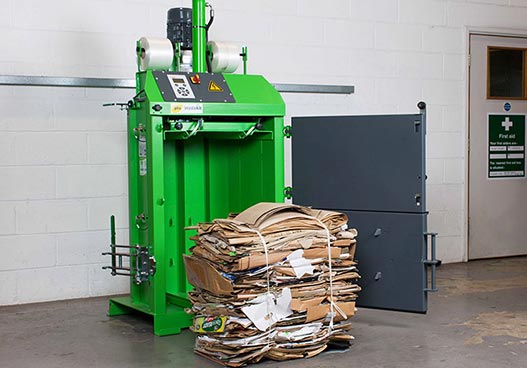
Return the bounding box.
[468,34,527,259]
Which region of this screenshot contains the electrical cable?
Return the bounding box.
[205,2,215,72]
[205,3,215,31]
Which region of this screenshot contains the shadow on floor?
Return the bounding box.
[1,257,526,368]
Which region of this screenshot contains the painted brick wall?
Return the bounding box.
[2,0,527,305]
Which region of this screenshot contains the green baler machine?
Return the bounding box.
[103,0,285,336]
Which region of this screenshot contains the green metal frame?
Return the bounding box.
[108,0,285,336]
[108,70,285,335]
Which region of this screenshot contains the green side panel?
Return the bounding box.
[223,74,284,105]
[140,71,163,101]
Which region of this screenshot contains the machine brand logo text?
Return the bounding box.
[170,103,204,114]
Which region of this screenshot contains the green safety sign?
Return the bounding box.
[488,114,525,178]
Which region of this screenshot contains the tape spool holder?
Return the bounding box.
[208,41,241,74]
[138,37,174,71]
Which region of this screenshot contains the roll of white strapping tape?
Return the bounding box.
[139,37,174,71]
[208,41,240,73]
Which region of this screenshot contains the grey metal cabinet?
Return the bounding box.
[291,103,437,313]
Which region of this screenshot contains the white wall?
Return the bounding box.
[2,0,527,305]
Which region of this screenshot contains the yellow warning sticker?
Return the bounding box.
[208,81,223,92]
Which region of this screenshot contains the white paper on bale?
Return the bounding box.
[198,330,276,347]
[241,288,293,332]
[228,316,253,328]
[275,322,323,342]
[286,249,315,278]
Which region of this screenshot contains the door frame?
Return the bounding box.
[466,27,527,262]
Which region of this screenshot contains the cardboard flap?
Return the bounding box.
[183,255,234,295]
[306,301,356,322]
[234,202,309,227]
[305,208,348,231]
[290,297,326,312]
[233,247,341,271]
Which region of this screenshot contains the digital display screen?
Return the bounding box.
[172,78,185,84]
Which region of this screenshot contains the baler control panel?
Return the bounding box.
[153,71,235,103]
[167,75,195,99]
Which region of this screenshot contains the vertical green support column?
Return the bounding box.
[148,116,167,319]
[183,137,208,241]
[273,117,285,202]
[192,0,207,72]
[148,115,192,335]
[108,97,142,317]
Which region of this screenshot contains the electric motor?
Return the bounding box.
[167,7,193,50]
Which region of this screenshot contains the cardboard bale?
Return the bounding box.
[183,202,361,367]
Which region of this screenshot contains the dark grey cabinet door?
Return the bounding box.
[345,211,428,313]
[291,114,426,213]
[291,113,430,313]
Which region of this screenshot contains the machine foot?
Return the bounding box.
[153,309,193,336]
[108,298,133,316]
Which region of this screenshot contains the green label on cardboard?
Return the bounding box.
[194,316,226,333]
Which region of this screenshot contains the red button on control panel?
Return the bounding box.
[190,74,201,84]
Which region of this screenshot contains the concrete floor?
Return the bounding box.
[1,257,526,368]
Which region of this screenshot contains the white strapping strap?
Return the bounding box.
[245,227,272,348]
[312,218,340,330]
[247,228,271,298]
[247,218,340,337]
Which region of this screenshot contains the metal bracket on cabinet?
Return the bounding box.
[423,232,439,292]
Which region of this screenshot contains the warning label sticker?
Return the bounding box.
[208,81,223,92]
[139,158,147,176]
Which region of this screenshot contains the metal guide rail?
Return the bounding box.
[0,74,354,94]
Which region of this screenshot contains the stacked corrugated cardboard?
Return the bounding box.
[184,202,360,367]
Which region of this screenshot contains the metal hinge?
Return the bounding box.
[284,186,293,199]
